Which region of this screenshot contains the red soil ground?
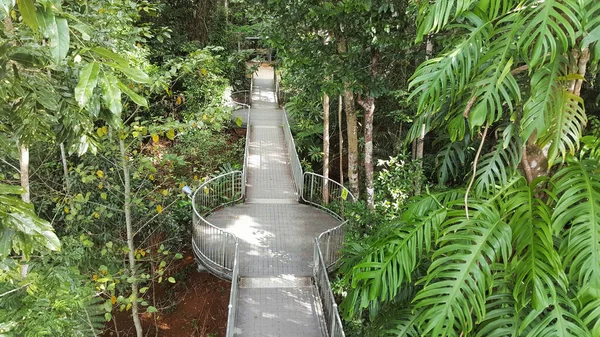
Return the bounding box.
[102,254,230,337]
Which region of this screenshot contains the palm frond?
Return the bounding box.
[520,0,580,68]
[521,289,589,337]
[414,202,512,337]
[521,55,569,143]
[505,177,567,310]
[537,89,586,166]
[409,13,492,117]
[552,159,600,295]
[474,135,521,197]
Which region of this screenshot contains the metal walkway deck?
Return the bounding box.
[205,65,340,337]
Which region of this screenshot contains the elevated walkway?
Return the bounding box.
[192,65,350,337]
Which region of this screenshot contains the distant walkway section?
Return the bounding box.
[206,65,341,336]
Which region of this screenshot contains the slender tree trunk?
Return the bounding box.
[19,144,30,279]
[357,50,379,210]
[415,35,434,194]
[416,36,434,159]
[119,139,143,337]
[60,143,70,194]
[19,145,30,203]
[338,95,344,185]
[345,88,359,198]
[338,38,360,198]
[323,92,330,204]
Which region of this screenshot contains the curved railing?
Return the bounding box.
[191,172,243,279]
[193,87,251,337]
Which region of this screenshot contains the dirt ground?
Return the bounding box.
[102,254,231,337]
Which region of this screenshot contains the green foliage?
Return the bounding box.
[0,183,60,266]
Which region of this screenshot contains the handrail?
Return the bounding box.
[192,85,252,337]
[225,241,240,337]
[281,104,353,337]
[191,171,243,279]
[283,109,304,199]
[301,172,355,221]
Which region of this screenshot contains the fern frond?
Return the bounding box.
[521,289,589,337]
[474,135,521,197]
[414,202,512,337]
[506,177,567,310]
[552,159,600,295]
[521,55,569,142]
[409,13,492,117]
[537,89,586,166]
[520,0,580,68]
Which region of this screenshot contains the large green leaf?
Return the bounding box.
[521,291,589,337]
[552,159,600,295]
[117,80,147,107]
[521,55,568,142]
[468,13,521,128]
[91,47,128,66]
[52,17,69,63]
[0,0,15,16]
[108,62,150,84]
[99,72,122,116]
[474,135,521,197]
[340,190,462,319]
[475,267,520,337]
[506,177,567,310]
[16,0,38,33]
[581,0,600,62]
[519,0,580,68]
[414,202,512,337]
[75,62,100,108]
[409,13,491,117]
[537,89,586,166]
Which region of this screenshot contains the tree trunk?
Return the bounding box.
[345,87,359,199]
[119,139,143,337]
[415,35,434,194]
[323,92,330,204]
[19,145,30,203]
[338,95,344,185]
[60,143,70,194]
[19,144,30,279]
[357,50,380,210]
[338,38,360,198]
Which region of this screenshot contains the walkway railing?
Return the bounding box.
[283,109,304,196]
[191,172,242,279]
[193,89,251,337]
[283,109,355,337]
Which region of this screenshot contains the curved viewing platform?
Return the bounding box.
[191,64,353,337]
